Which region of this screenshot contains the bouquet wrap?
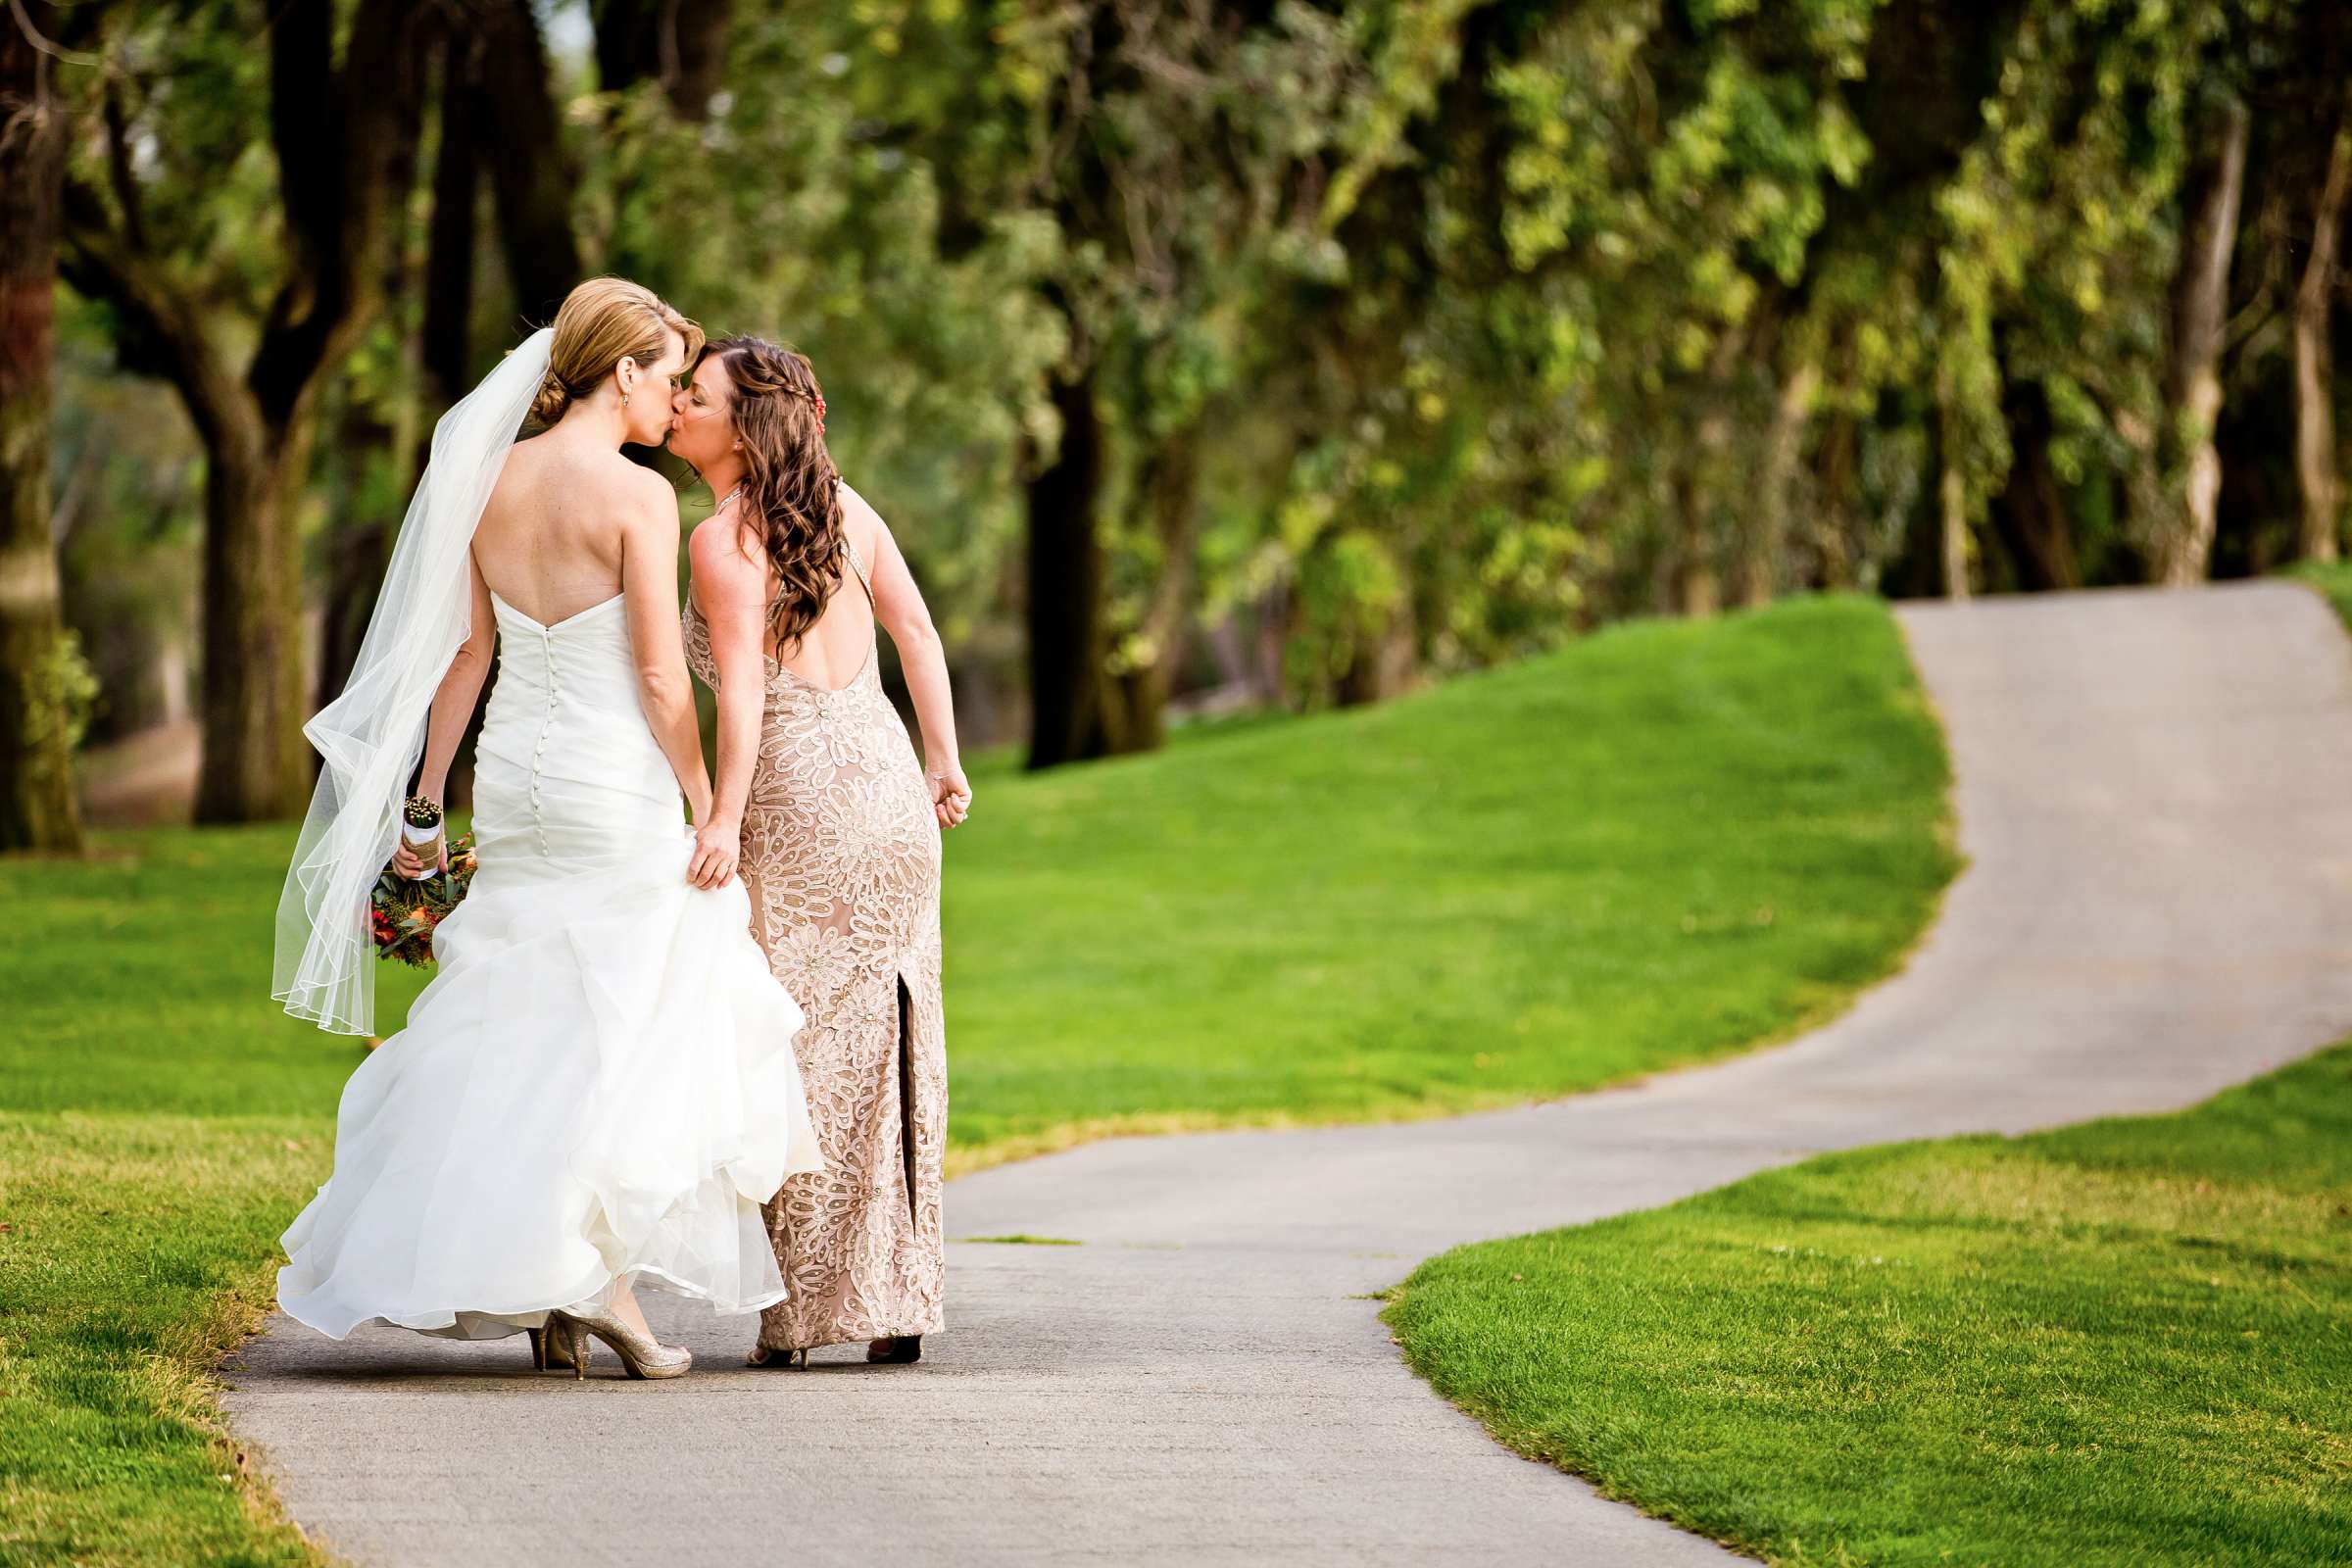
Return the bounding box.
[400,797,446,877]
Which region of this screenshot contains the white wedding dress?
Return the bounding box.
[276,588,823,1343]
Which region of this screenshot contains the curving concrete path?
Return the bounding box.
[222,583,2352,1566]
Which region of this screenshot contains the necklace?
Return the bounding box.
[716,480,745,513]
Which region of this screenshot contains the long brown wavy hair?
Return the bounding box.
[703,336,845,652]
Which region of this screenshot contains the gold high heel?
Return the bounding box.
[548,1306,692,1380]
[525,1317,585,1374]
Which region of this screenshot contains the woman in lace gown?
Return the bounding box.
[272,282,822,1379]
[668,336,971,1366]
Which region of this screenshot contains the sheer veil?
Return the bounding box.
[273,328,554,1035]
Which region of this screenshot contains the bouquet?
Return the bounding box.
[370,804,479,968]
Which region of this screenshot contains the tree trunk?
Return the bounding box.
[2295,115,2352,563]
[593,0,733,119]
[422,29,482,424]
[194,410,314,821]
[1025,363,1113,769]
[1250,580,1292,708]
[2156,95,2250,586]
[419,32,496,809]
[0,4,85,852]
[1668,332,1747,617]
[1669,537,1720,616]
[1937,394,1973,602]
[1332,602,1416,708]
[665,0,732,120]
[317,398,401,713]
[1992,378,2081,590]
[1814,414,1858,590]
[318,24,433,714]
[1109,425,1203,752]
[1670,409,1726,617]
[478,0,583,321]
[1740,361,1820,608]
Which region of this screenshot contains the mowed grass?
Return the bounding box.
[1385,1046,2352,1567]
[3,847,438,1566]
[2286,559,2352,628]
[1,593,1954,1564]
[942,595,1955,1156]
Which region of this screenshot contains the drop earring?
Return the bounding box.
[622,391,631,407]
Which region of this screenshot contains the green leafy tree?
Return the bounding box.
[60,0,426,822]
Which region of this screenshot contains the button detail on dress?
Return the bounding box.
[528,630,560,856]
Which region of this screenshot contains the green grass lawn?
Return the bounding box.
[1,593,1955,1565]
[2286,559,2352,628]
[941,595,1955,1158]
[1386,1046,2352,1567]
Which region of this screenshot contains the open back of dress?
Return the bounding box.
[683,526,948,1350]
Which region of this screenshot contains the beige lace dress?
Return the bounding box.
[683,529,947,1352]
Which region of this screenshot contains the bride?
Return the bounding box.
[271,277,822,1380]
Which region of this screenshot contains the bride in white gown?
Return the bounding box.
[271,278,822,1379]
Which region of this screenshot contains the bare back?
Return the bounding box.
[473,436,644,625]
[760,496,881,692]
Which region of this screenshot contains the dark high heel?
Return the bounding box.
[746,1344,809,1368]
[865,1335,921,1365]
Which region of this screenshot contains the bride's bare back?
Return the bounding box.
[472,437,655,625]
[451,426,709,837]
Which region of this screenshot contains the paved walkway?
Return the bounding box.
[223,583,2352,1566]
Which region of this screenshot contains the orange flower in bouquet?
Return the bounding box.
[369,831,479,968]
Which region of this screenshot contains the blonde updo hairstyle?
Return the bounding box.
[703,336,845,653]
[529,276,705,426]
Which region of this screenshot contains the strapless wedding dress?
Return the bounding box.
[276,591,823,1342]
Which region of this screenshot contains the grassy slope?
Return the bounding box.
[942,595,1955,1156]
[1386,1047,2352,1567]
[0,594,1954,1564]
[2285,560,2352,628]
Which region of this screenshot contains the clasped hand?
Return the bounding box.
[688,816,740,890]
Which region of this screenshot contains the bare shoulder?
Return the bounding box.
[837,476,883,525]
[836,477,891,558]
[614,456,679,516]
[689,511,762,580]
[603,458,678,550]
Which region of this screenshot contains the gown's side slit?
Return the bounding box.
[897,970,919,1229]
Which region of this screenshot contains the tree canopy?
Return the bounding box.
[6,0,2348,832]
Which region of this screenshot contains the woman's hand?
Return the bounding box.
[390,839,449,878]
[927,760,971,830]
[689,814,741,889]
[392,794,448,876]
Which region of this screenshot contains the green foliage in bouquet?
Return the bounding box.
[368,833,477,968]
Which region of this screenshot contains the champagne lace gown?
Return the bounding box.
[684,530,948,1351]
